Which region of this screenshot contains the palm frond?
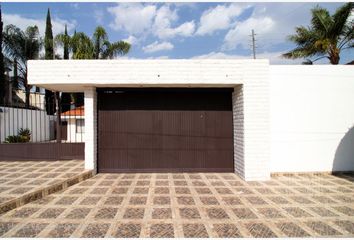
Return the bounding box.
[311,6,332,34]
[71,32,94,59]
[331,2,353,39]
[102,41,131,59]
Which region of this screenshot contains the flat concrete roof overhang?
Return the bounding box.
[27,59,269,92]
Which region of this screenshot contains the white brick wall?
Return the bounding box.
[242,62,270,181]
[84,88,97,173]
[29,59,271,180]
[231,62,270,181]
[233,85,244,178]
[27,60,260,91]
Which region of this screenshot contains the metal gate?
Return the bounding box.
[97,88,234,173]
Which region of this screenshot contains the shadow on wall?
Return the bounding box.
[333,125,354,172]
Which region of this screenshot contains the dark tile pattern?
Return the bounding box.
[305,221,341,236]
[179,208,201,219]
[183,224,208,238]
[48,223,79,238]
[0,222,17,236]
[152,208,172,219]
[213,224,242,237]
[1,172,354,237]
[276,222,310,237]
[114,223,141,238]
[246,223,277,238]
[82,223,110,238]
[14,223,48,237]
[150,224,174,238]
[233,208,258,219]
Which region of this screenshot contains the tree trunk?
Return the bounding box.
[25,84,30,109]
[329,55,340,64]
[55,92,61,142]
[329,46,340,65]
[24,71,30,109]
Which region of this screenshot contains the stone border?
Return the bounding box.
[0,170,93,215]
[271,171,354,177]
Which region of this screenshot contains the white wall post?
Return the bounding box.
[242,61,270,181]
[233,85,245,178]
[232,62,270,181]
[84,88,97,173]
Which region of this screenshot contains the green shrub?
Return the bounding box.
[5,135,24,143]
[18,128,31,142]
[4,128,31,143]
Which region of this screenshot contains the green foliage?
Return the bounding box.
[55,24,70,60]
[44,8,56,114]
[0,6,5,104]
[2,24,41,108]
[18,128,31,142]
[283,3,353,64]
[55,25,131,60]
[5,128,31,143]
[45,8,54,60]
[71,32,94,59]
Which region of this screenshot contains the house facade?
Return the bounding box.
[61,106,85,143]
[28,59,354,181]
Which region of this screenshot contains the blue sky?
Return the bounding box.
[2,2,353,64]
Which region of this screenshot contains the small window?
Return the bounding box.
[76,119,85,133]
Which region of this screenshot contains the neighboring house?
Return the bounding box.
[16,90,45,110]
[61,106,84,142]
[28,60,354,181]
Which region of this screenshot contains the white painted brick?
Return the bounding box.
[84,88,97,174]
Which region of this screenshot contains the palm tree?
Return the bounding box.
[55,26,130,109]
[92,26,130,59]
[56,26,130,60]
[283,3,353,64]
[70,32,95,59]
[3,24,41,108]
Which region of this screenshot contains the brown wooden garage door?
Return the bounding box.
[97,88,234,173]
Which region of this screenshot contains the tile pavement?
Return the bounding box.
[0,160,92,215]
[0,172,353,237]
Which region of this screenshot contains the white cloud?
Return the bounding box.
[107,3,157,35]
[108,3,195,40]
[142,41,174,53]
[196,3,247,36]
[152,5,195,39]
[3,13,76,37]
[147,55,169,59]
[222,16,275,51]
[94,10,104,24]
[221,3,321,52]
[192,51,304,65]
[123,35,139,45]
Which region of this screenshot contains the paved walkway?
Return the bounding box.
[0,160,92,215]
[0,172,353,237]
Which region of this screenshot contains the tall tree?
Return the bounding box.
[92,26,130,59]
[3,25,41,108]
[55,26,130,107]
[283,3,354,64]
[70,26,130,60]
[63,25,69,60]
[44,8,56,114]
[56,24,73,112]
[0,5,5,105]
[12,58,18,90]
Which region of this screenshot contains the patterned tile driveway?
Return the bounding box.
[0,160,92,214]
[0,172,354,237]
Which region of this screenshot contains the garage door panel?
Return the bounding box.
[98,88,234,173]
